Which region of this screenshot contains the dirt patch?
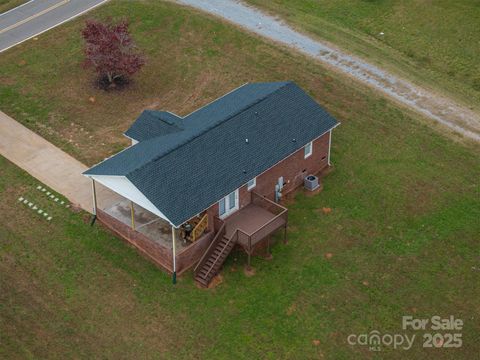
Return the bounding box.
[244,266,256,277]
[208,274,223,288]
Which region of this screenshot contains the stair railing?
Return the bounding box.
[202,229,244,280]
[191,213,208,242]
[194,221,225,274]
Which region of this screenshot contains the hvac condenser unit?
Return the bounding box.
[304,175,319,191]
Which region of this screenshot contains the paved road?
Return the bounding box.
[0,111,115,213]
[177,0,480,142]
[0,0,108,53]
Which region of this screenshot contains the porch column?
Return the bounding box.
[171,226,177,284]
[91,179,97,215]
[130,201,136,230]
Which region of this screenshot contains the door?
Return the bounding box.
[218,189,239,218]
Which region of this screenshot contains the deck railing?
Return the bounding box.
[251,192,288,215]
[194,194,288,272]
[243,193,288,265]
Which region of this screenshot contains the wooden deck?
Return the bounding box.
[224,203,286,248]
[194,194,288,285]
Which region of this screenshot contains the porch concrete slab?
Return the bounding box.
[104,200,158,228]
[104,198,187,251]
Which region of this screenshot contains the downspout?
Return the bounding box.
[327,129,332,166]
[172,226,177,284]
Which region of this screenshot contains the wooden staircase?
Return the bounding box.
[194,223,236,287]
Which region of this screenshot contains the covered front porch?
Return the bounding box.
[91,179,213,279]
[104,198,187,252]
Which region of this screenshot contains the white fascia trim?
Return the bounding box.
[86,174,173,226]
[123,133,139,145]
[123,133,138,142]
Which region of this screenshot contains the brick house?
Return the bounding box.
[84,81,339,287]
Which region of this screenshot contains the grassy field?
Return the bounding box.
[0,0,26,13]
[245,0,480,112]
[0,0,479,359]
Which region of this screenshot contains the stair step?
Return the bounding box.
[194,228,238,287]
[195,277,208,287]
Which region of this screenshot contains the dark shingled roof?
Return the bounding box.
[124,110,183,142]
[84,82,339,226]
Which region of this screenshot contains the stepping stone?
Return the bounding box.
[23,199,28,204]
[41,188,46,192]
[50,194,55,198]
[18,197,24,201]
[54,198,59,202]
[60,201,65,205]
[47,217,52,221]
[32,206,38,210]
[36,186,42,190]
[46,192,51,195]
[38,209,43,214]
[43,213,48,217]
[28,202,33,207]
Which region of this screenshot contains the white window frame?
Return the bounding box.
[218,189,239,219]
[304,141,313,159]
[247,177,256,191]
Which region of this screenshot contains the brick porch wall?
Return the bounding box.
[97,209,214,275]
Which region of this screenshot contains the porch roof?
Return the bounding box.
[84,81,339,227]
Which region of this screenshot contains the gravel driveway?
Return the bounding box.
[177,0,480,142]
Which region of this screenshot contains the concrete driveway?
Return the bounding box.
[0,110,114,212]
[0,0,109,53]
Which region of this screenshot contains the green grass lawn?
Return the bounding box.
[0,0,479,358]
[0,0,27,13]
[0,0,477,166]
[245,0,480,112]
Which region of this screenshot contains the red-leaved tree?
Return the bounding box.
[82,19,145,88]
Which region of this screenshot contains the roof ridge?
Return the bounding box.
[127,81,293,176]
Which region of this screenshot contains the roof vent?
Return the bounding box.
[245,138,249,143]
[243,170,247,174]
[254,111,259,116]
[292,138,296,142]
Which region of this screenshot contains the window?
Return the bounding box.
[304,141,313,159]
[218,189,239,218]
[228,191,236,210]
[219,197,226,217]
[247,177,256,191]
